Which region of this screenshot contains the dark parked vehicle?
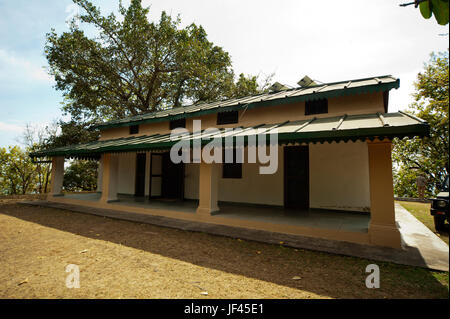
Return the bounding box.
[431,175,449,231]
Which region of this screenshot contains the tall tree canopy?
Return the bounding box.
[46,0,263,124]
[44,120,100,148]
[393,50,449,197]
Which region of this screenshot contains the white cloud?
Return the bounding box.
[0,49,53,83]
[65,3,80,26]
[389,70,421,112]
[0,121,24,133]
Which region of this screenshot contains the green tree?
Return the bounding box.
[418,0,449,25]
[20,124,53,194]
[400,0,449,25]
[23,121,100,193]
[231,73,274,99]
[43,120,99,148]
[393,50,449,197]
[63,160,98,192]
[0,146,38,195]
[45,0,262,123]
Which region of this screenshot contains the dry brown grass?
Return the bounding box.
[0,194,46,203]
[0,197,448,299]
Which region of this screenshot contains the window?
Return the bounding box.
[222,148,242,179]
[129,125,139,134]
[169,118,186,130]
[217,111,239,125]
[305,99,328,115]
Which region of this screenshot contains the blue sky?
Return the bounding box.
[0,0,448,147]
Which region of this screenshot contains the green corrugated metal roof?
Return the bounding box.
[30,111,428,159]
[92,75,400,130]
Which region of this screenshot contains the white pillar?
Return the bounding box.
[50,156,64,196]
[367,140,402,249]
[196,161,220,215]
[100,153,119,203]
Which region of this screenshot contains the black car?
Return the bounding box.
[431,175,449,231]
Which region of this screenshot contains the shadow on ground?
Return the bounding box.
[1,202,448,299]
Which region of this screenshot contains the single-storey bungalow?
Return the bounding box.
[30,75,429,249]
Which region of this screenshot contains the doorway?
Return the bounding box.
[134,153,146,197]
[161,152,184,200]
[284,146,309,209]
[149,152,184,200]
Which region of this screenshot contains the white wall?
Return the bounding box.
[219,154,284,206]
[184,163,199,200]
[309,141,371,212]
[117,152,136,195]
[184,146,284,206]
[115,152,152,196]
[115,142,371,212]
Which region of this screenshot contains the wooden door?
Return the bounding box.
[284,146,309,209]
[149,153,162,199]
[161,152,184,199]
[134,153,146,197]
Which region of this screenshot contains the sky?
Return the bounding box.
[0,0,448,147]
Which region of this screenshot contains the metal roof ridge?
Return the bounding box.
[332,114,348,130]
[398,110,427,123]
[376,112,389,127]
[257,120,290,135]
[294,117,317,132]
[313,84,328,93]
[284,86,309,98]
[291,74,395,90]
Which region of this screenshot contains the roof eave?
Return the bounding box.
[29,122,428,159]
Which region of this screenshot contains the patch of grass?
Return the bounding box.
[382,261,448,292]
[397,201,449,245]
[432,271,450,287]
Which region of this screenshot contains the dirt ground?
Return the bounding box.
[0,198,448,299]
